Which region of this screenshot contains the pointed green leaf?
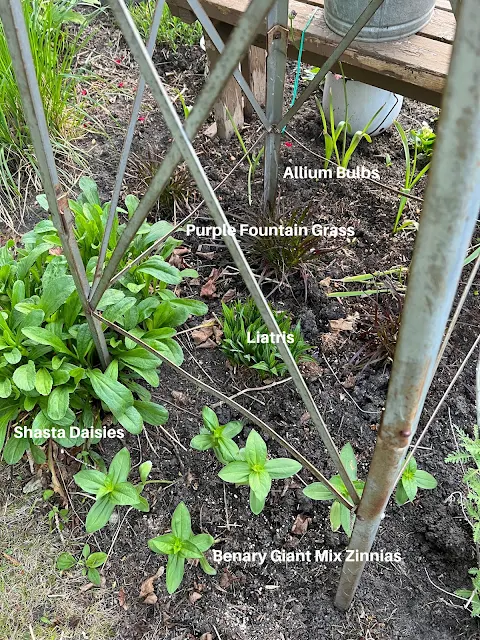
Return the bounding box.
[415,470,437,490]
[108,448,130,485]
[166,553,185,593]
[85,496,115,533]
[303,482,335,501]
[265,458,302,479]
[148,533,176,555]
[244,430,267,467]
[73,470,107,494]
[218,461,250,484]
[171,502,192,540]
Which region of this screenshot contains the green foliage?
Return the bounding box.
[56,544,107,586]
[410,123,436,160]
[73,448,150,533]
[220,299,313,378]
[249,205,339,276]
[315,82,380,170]
[0,178,207,465]
[392,120,431,233]
[129,1,201,51]
[394,456,437,506]
[446,426,480,615]
[190,406,243,464]
[0,0,97,217]
[456,568,480,617]
[227,109,264,206]
[148,502,216,594]
[303,443,364,536]
[219,429,302,515]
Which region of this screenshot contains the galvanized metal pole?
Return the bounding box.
[263,0,289,210]
[0,0,110,368]
[187,0,270,130]
[101,0,360,503]
[89,0,277,306]
[335,0,480,610]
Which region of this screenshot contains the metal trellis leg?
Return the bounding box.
[335,0,480,610]
[263,0,289,210]
[0,0,110,368]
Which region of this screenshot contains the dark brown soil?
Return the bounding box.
[6,13,480,640]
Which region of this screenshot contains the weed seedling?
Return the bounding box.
[148,502,216,593]
[393,120,431,233]
[190,406,243,464]
[218,429,302,514]
[56,544,107,586]
[303,443,364,536]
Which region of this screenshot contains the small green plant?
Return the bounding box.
[190,406,243,464]
[315,81,381,171]
[446,425,480,615]
[218,429,302,514]
[410,123,436,160]
[327,266,408,299]
[56,544,107,586]
[303,443,364,536]
[148,502,216,594]
[393,120,431,233]
[394,456,437,505]
[227,110,264,206]
[73,448,151,533]
[220,299,313,378]
[129,1,201,51]
[43,489,70,531]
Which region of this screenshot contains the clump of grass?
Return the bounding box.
[0,0,95,226]
[220,298,313,378]
[129,1,202,51]
[128,146,193,213]
[248,205,340,278]
[0,466,119,639]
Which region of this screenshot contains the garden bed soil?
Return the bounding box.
[5,17,480,640]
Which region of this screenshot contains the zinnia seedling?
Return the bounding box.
[73,448,150,533]
[395,456,437,506]
[218,429,302,515]
[303,443,364,536]
[148,502,216,594]
[190,406,243,464]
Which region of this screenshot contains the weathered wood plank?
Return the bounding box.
[169,0,451,104]
[293,1,455,43]
[204,23,244,139]
[241,46,267,118]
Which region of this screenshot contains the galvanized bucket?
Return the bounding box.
[324,0,437,42]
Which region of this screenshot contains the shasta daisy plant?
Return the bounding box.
[218,429,302,515]
[148,502,216,594]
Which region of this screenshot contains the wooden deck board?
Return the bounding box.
[168,0,453,106]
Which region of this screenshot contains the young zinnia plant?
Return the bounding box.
[218,430,302,515]
[190,406,243,464]
[148,502,216,594]
[395,456,437,506]
[303,443,364,536]
[73,448,149,533]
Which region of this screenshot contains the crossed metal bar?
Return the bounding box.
[2,0,478,611]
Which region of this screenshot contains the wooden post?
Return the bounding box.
[242,46,267,118]
[204,23,244,140]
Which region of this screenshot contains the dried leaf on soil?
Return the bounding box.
[291,514,311,535]
[221,288,236,304]
[189,591,202,605]
[139,566,164,601]
[200,268,221,298]
[118,587,128,610]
